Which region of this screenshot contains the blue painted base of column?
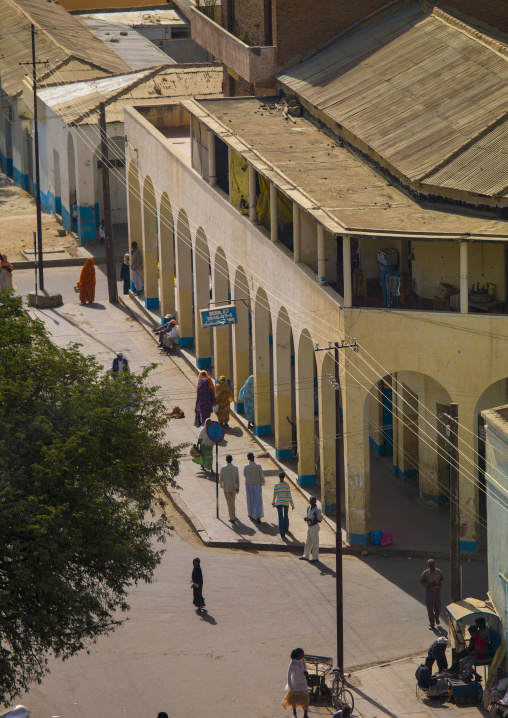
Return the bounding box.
[255,424,271,437]
[459,540,477,553]
[178,336,194,348]
[349,532,369,546]
[369,436,384,456]
[6,157,13,178]
[234,401,244,412]
[298,474,316,487]
[196,356,212,369]
[13,167,29,190]
[324,503,336,515]
[419,489,449,506]
[145,297,159,309]
[276,448,293,460]
[394,466,418,481]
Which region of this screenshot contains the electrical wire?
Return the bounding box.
[31,61,508,514]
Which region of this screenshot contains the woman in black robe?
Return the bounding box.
[191,557,205,610]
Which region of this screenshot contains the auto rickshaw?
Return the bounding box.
[446,597,504,704]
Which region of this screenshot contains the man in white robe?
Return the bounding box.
[130,241,143,294]
[243,452,265,522]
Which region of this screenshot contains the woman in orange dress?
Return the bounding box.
[78,258,96,304]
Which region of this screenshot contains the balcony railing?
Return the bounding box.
[190,8,276,84]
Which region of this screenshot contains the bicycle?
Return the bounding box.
[331,668,355,712]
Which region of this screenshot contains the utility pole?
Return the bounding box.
[20,26,47,291]
[334,341,344,671]
[315,338,358,671]
[449,402,460,603]
[99,102,118,304]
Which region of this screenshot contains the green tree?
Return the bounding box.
[0,289,183,704]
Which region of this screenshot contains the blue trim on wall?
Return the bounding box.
[145,297,159,309]
[12,167,28,190]
[276,448,293,460]
[0,153,6,174]
[6,157,13,178]
[324,503,337,515]
[196,356,212,369]
[459,540,477,553]
[419,489,449,506]
[78,205,97,243]
[234,401,244,413]
[55,196,61,214]
[255,423,271,437]
[349,532,369,546]
[298,473,316,487]
[369,436,385,456]
[62,205,71,231]
[178,336,194,348]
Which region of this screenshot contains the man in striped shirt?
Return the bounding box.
[272,471,294,539]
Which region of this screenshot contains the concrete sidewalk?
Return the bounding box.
[25,282,336,553]
[349,653,486,718]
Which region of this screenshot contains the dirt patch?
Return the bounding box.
[0,171,80,262]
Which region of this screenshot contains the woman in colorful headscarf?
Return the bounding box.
[0,252,13,290]
[195,376,215,426]
[214,375,233,426]
[77,258,96,305]
[239,374,254,430]
[197,370,215,395]
[192,417,214,473]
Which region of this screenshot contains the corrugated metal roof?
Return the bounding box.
[278,1,508,199]
[81,18,175,70]
[0,0,130,97]
[44,65,223,126]
[78,8,187,27]
[190,97,508,239]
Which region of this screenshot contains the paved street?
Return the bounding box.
[12,265,488,718]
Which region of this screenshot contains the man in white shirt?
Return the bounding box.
[299,496,322,562]
[219,454,239,524]
[243,452,265,522]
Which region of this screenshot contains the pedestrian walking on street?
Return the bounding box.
[195,376,215,426]
[219,454,239,524]
[0,252,13,290]
[243,452,265,522]
[420,558,445,629]
[214,375,233,426]
[98,218,105,244]
[191,557,205,611]
[77,257,96,305]
[110,351,130,376]
[238,374,254,430]
[299,496,322,562]
[272,471,294,539]
[130,241,143,295]
[192,417,214,474]
[197,370,215,394]
[281,648,310,718]
[119,254,130,295]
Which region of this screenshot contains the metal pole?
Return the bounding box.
[450,402,460,603]
[99,102,118,304]
[216,444,219,518]
[335,342,344,670]
[31,24,44,291]
[33,231,38,296]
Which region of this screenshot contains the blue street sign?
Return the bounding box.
[200,305,238,329]
[206,420,225,444]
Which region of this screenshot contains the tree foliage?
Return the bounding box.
[0,289,183,704]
